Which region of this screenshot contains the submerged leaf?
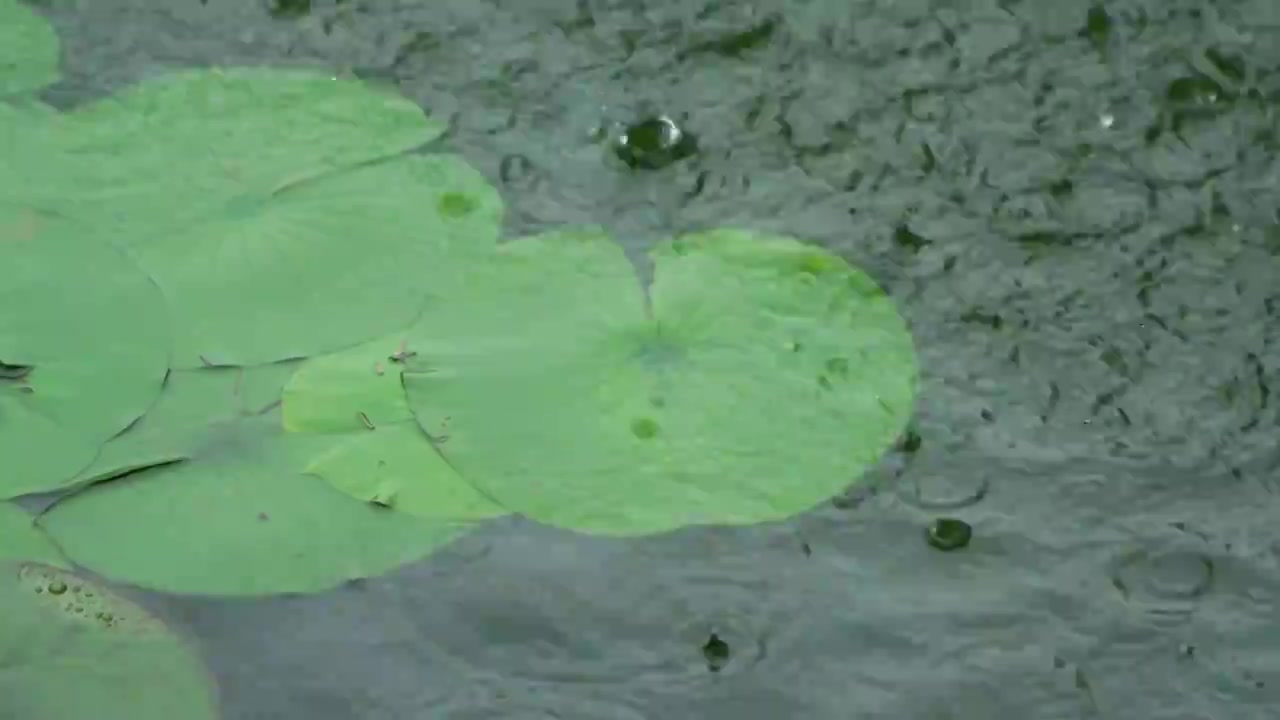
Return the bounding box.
[281,332,415,433]
[38,409,483,595]
[305,421,505,519]
[74,361,300,486]
[0,503,68,568]
[0,562,219,719]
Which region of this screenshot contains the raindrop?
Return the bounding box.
[1081,5,1110,52]
[897,428,923,454]
[925,518,972,551]
[702,632,730,672]
[268,0,310,19]
[893,224,931,252]
[498,154,535,187]
[613,115,698,171]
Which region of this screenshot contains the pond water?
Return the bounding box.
[22,0,1280,717]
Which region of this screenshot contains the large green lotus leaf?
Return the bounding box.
[0,562,219,719]
[0,503,68,568]
[305,421,506,518]
[60,67,439,204]
[0,212,170,499]
[0,0,59,96]
[281,331,414,433]
[1,99,63,175]
[402,228,918,535]
[54,68,501,367]
[75,362,300,486]
[37,410,484,596]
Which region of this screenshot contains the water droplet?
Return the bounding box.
[1082,4,1110,51]
[630,417,659,439]
[499,154,535,188]
[1099,112,1114,128]
[268,0,310,17]
[702,632,730,671]
[613,115,698,171]
[1166,75,1225,108]
[897,428,923,454]
[925,518,972,551]
[437,192,476,218]
[48,581,67,595]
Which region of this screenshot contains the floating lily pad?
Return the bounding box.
[0,562,219,719]
[37,408,484,595]
[0,0,59,96]
[74,361,300,486]
[401,228,918,535]
[0,503,68,568]
[54,67,503,367]
[0,212,170,498]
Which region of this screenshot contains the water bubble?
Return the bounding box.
[925,518,973,551]
[613,115,698,171]
[47,580,67,595]
[702,632,731,672]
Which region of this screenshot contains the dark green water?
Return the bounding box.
[28,0,1280,717]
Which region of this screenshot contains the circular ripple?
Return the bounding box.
[413,531,787,690]
[1111,549,1215,626]
[896,473,990,510]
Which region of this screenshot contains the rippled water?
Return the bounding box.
[31,0,1280,717]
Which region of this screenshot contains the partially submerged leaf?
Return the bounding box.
[0,503,68,568]
[0,212,170,498]
[38,409,483,596]
[401,228,918,535]
[305,421,505,519]
[0,562,219,719]
[282,332,415,433]
[74,361,300,486]
[0,0,59,96]
[53,67,503,366]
